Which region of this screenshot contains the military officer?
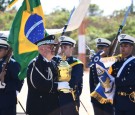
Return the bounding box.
[53,36,83,115]
[89,38,114,115]
[0,39,23,115]
[109,34,135,115]
[26,35,71,115]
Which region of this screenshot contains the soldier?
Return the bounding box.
[53,36,83,115]
[0,38,23,115]
[109,34,135,115]
[89,38,114,115]
[26,35,71,115]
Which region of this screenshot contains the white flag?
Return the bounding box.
[47,0,90,34]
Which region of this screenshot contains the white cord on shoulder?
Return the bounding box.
[30,61,53,90]
[30,62,37,89]
[35,66,52,80]
[117,56,135,78]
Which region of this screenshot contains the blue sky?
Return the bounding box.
[15,0,133,16]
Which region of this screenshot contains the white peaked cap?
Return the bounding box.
[0,39,9,49]
[95,38,111,47]
[59,36,76,47]
[118,34,135,44]
[0,33,8,41]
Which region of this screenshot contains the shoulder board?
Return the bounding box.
[68,58,83,67]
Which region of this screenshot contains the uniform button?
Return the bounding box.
[40,96,42,98]
[129,64,131,66]
[128,68,130,70]
[130,87,132,89]
[128,72,129,74]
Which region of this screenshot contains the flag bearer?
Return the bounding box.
[89,38,114,115]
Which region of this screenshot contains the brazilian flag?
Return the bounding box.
[8,0,47,80]
[7,0,19,9]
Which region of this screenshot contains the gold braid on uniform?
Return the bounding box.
[68,59,83,113]
[101,77,111,88]
[90,91,113,104]
[69,60,83,67]
[129,91,135,103]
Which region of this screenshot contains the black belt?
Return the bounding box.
[117,91,135,103]
[118,91,132,96]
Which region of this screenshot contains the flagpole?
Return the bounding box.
[78,19,88,70]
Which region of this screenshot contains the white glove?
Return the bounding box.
[0,81,6,89]
[57,82,70,90]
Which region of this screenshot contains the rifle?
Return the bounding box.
[0,47,12,85]
[108,2,132,56]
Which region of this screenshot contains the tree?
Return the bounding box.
[0,0,11,11]
[0,9,16,30]
[46,8,70,29]
[88,4,103,16]
[45,8,74,37]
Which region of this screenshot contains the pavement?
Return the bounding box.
[16,71,94,115]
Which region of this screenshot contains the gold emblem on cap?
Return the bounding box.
[120,35,126,39]
[98,39,101,42]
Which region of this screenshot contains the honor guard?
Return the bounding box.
[0,38,23,115]
[109,34,135,115]
[89,38,114,115]
[26,35,71,115]
[53,36,83,115]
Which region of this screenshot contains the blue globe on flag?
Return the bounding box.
[24,14,45,44]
